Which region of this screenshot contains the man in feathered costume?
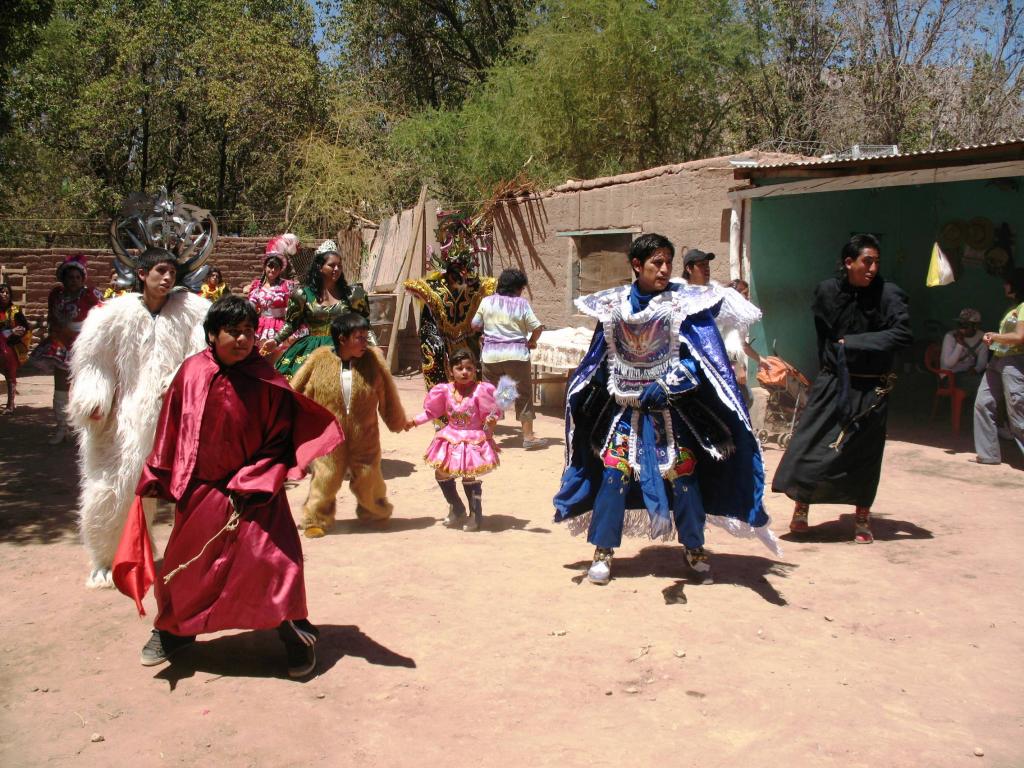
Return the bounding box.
[290,312,409,536]
[553,233,780,585]
[404,211,496,389]
[68,188,214,588]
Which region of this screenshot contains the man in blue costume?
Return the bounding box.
[553,234,780,585]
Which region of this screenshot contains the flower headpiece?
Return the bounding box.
[265,233,300,271]
[108,186,217,291]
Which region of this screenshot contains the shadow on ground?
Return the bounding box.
[328,516,436,535]
[482,514,549,533]
[0,402,80,545]
[563,545,796,606]
[154,624,416,689]
[495,435,564,451]
[780,513,933,544]
[381,458,416,480]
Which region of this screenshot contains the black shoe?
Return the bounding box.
[139,629,195,666]
[463,481,483,532]
[284,642,316,678]
[278,620,319,678]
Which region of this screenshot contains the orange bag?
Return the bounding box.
[756,356,810,389]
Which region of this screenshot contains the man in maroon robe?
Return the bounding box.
[136,295,344,678]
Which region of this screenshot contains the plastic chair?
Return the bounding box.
[924,342,967,434]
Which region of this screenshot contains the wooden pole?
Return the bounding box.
[386,184,428,372]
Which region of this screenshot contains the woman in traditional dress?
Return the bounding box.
[973,267,1024,465]
[261,240,370,378]
[772,234,912,544]
[0,283,31,413]
[245,235,298,353]
[31,254,102,443]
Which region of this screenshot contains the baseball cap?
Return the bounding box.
[683,249,715,267]
[955,308,981,325]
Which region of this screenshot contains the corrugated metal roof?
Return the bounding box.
[545,150,810,194]
[745,138,1024,170]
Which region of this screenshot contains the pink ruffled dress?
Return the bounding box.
[415,382,502,477]
[247,278,294,343]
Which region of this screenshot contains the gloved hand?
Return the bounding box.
[639,381,668,410]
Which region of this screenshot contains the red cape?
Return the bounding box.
[113,348,344,616]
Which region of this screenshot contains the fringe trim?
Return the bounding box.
[566,509,675,541]
[563,510,783,556]
[707,515,783,556]
[431,433,495,446]
[403,276,496,340]
[424,458,498,477]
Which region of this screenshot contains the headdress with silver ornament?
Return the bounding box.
[109,186,218,291]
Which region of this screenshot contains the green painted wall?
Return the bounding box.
[747,177,1024,380]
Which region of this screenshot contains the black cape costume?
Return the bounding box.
[772,275,912,507]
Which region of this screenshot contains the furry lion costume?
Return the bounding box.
[290,345,408,535]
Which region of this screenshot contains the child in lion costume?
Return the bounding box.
[290,312,408,536]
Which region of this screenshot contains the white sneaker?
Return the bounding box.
[587,548,613,585]
[48,426,67,445]
[685,547,713,581]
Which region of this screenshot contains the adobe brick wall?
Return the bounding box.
[491,162,739,329]
[0,235,420,368]
[0,236,370,326]
[0,238,267,325]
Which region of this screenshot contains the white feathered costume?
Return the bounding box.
[669,279,762,374]
[68,290,209,588]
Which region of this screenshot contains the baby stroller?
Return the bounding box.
[755,355,810,449]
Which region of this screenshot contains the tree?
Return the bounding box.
[0,0,324,243]
[319,0,538,109]
[286,77,414,234]
[735,0,1024,154]
[391,0,752,201]
[734,0,845,152]
[0,0,55,131]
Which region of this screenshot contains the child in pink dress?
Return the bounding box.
[407,349,501,531]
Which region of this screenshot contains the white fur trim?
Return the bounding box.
[69,291,209,573]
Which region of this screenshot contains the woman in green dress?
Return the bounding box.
[262,240,371,378]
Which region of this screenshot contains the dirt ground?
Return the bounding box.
[0,370,1022,768]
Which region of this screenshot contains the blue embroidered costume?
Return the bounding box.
[553,282,780,568]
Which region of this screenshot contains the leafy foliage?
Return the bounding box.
[319,0,538,109]
[1,0,323,243]
[392,0,752,200]
[2,0,1022,243]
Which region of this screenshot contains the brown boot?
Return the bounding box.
[854,506,873,544]
[789,502,810,533]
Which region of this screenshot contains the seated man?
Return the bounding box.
[941,307,987,385]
